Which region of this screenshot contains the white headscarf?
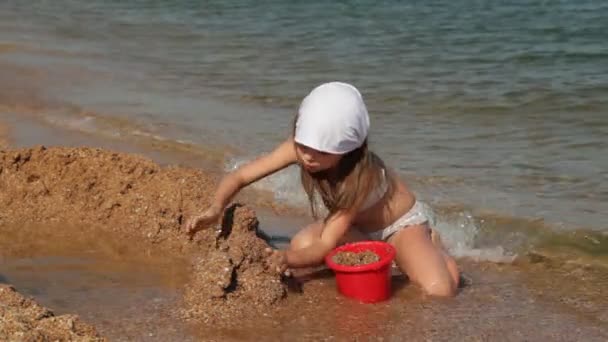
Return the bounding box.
[294,82,370,154]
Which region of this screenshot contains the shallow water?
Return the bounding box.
[0,222,196,341]
[1,0,607,235]
[0,256,194,341]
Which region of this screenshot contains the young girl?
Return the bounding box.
[186,82,459,297]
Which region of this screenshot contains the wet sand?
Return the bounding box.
[0,283,105,341]
[0,222,194,341]
[0,118,607,341]
[172,258,608,341]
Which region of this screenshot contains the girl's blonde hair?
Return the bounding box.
[292,115,392,220]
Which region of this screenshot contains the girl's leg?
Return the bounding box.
[287,222,368,278]
[388,224,459,297]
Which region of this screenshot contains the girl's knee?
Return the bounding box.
[419,256,459,297]
[421,276,457,297]
[290,222,322,250]
[290,233,313,250]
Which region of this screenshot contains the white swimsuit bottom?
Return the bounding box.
[364,200,436,241]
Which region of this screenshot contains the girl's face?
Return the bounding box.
[295,143,342,173]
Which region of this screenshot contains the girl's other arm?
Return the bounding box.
[283,210,356,268]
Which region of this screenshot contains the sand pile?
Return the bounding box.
[181,204,286,323]
[331,250,380,266]
[0,146,206,250]
[0,146,288,331]
[0,284,105,341]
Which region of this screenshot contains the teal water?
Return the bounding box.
[0,1,607,259]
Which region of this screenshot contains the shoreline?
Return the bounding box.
[0,112,308,220]
[4,111,607,263]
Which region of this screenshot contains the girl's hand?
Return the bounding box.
[185,205,222,238]
[265,248,291,276]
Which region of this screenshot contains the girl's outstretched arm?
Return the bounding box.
[186,138,296,234]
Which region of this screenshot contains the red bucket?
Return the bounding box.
[325,241,396,303]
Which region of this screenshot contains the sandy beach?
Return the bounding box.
[0,284,105,341]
